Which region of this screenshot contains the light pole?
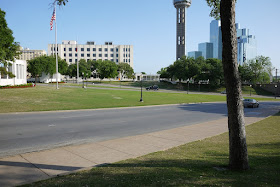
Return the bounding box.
[187,79,190,94]
[82,72,84,88]
[250,84,252,96]
[140,80,143,102]
[275,85,278,99]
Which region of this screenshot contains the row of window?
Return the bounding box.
[64,53,122,58]
[67,58,131,63]
[51,47,131,52]
[63,53,132,58]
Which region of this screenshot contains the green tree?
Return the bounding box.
[0,8,20,78]
[97,60,118,80]
[118,63,135,79]
[206,0,249,170]
[247,56,273,84]
[157,67,171,79]
[27,55,68,83]
[78,59,91,78]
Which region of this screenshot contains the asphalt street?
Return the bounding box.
[0,102,279,158]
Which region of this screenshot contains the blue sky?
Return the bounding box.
[1,0,280,75]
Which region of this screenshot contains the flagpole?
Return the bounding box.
[76,39,79,84]
[55,4,59,89]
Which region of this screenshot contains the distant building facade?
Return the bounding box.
[48,40,133,68]
[236,24,257,65]
[198,42,213,59]
[0,60,27,86]
[18,47,47,61]
[188,51,202,59]
[210,20,222,60]
[189,20,257,64]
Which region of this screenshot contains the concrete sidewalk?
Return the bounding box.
[0,116,267,187]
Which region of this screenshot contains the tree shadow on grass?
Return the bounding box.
[29,142,280,187]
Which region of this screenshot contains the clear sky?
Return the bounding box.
[1,0,280,75]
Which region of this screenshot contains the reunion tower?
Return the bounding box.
[174,0,191,60]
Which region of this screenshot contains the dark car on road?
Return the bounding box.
[243,99,259,108]
[146,85,159,91]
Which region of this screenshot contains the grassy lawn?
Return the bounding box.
[0,85,228,113]
[85,81,275,96]
[25,112,280,186]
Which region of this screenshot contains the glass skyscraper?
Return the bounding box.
[198,42,213,59]
[210,20,222,60]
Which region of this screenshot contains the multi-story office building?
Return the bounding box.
[48,40,133,68]
[18,47,47,61]
[191,20,257,64]
[198,42,213,59]
[188,51,202,59]
[210,20,222,60]
[236,24,257,65]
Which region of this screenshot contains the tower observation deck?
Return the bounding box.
[173,0,191,60]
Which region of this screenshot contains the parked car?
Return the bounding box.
[146,85,159,91]
[221,90,226,94]
[243,99,259,108]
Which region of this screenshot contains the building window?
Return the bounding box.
[87,48,90,51]
[110,48,114,52]
[69,59,72,63]
[87,54,90,57]
[99,54,102,57]
[69,53,72,57]
[105,54,108,57]
[93,54,96,57]
[99,48,102,52]
[105,48,108,52]
[69,48,72,51]
[116,48,119,52]
[116,54,119,57]
[111,59,114,62]
[93,48,96,51]
[75,54,77,57]
[123,54,125,57]
[116,59,119,63]
[75,48,77,52]
[110,54,114,57]
[64,53,66,57]
[81,48,84,51]
[81,54,84,57]
[93,59,96,61]
[75,59,77,62]
[64,48,66,51]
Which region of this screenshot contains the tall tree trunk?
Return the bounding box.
[220,0,249,170]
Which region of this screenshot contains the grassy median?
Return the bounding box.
[25,113,280,186]
[0,85,227,113]
[0,85,276,113]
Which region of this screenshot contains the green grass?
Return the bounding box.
[0,85,227,113]
[25,113,280,186]
[0,85,276,113]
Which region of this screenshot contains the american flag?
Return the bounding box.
[50,8,56,31]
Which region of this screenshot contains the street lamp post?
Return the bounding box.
[275,85,278,99]
[82,72,84,88]
[140,80,143,102]
[187,80,190,94]
[250,84,252,96]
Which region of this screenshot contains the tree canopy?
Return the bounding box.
[0,8,20,77]
[27,55,68,78]
[97,60,119,80]
[118,62,135,79]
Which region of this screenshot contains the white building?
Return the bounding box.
[0,60,27,86]
[18,47,47,61]
[48,40,133,68]
[135,73,160,82]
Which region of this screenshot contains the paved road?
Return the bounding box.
[0,102,279,158]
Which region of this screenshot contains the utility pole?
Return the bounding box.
[276,69,278,83]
